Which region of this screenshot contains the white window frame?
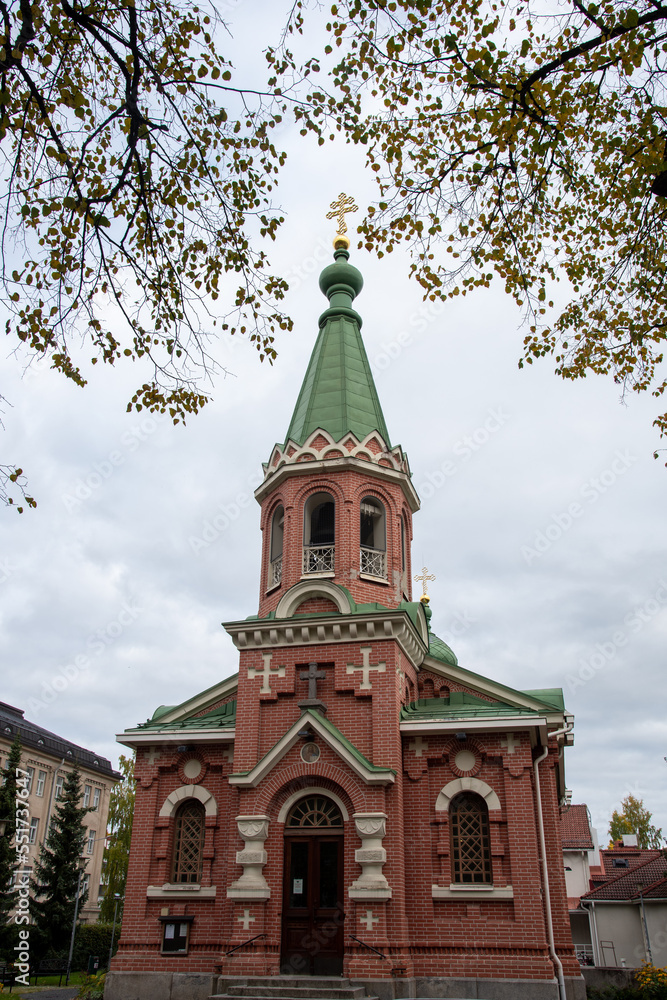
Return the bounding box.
[28,817,39,844]
[87,829,96,855]
[92,787,101,810]
[83,784,92,808]
[54,774,64,799]
[36,770,46,797]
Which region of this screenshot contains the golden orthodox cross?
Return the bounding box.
[414,565,435,597]
[326,192,358,237]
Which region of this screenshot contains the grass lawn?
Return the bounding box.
[4,969,91,994]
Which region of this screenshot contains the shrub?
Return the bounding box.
[76,972,106,1000]
[635,964,667,999]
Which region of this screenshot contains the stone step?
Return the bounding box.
[224,989,366,1000]
[227,978,354,988]
[213,995,377,1000]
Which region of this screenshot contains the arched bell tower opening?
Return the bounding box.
[281,794,345,976]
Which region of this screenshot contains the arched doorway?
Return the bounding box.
[281,795,345,975]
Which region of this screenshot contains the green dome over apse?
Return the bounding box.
[428,632,458,667]
[285,248,391,448]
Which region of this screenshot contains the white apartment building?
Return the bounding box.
[0,700,119,921]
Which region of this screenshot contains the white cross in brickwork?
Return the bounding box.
[359,910,379,932]
[247,653,286,694]
[501,733,519,755]
[222,746,234,763]
[237,909,255,931]
[146,747,161,766]
[409,737,429,758]
[346,647,386,690]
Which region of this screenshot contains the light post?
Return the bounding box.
[637,882,653,964]
[66,857,88,986]
[108,893,123,970]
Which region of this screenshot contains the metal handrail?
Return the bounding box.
[224,933,266,956]
[350,935,389,960]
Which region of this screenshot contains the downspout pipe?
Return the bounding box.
[534,720,574,1000]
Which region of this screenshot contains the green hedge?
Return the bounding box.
[71,922,118,972]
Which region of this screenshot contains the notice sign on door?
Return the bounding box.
[293,879,304,894]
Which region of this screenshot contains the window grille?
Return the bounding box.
[450,793,492,884]
[29,817,39,844]
[54,775,64,799]
[172,801,205,884]
[36,770,46,797]
[92,787,101,810]
[83,784,92,808]
[286,795,343,828]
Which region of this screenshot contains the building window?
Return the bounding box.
[161,919,192,954]
[303,492,335,574]
[54,774,64,799]
[36,770,46,797]
[286,795,343,829]
[360,497,386,578]
[83,784,92,808]
[87,829,96,855]
[92,787,101,811]
[26,767,35,793]
[172,800,205,884]
[29,817,39,844]
[400,516,406,572]
[269,505,284,587]
[80,873,91,899]
[450,792,492,884]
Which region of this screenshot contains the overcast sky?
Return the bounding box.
[1,1,666,846]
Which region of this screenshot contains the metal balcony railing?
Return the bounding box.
[270,555,282,587]
[303,545,335,574]
[360,547,386,578]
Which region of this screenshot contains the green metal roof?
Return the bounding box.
[428,632,458,667]
[400,693,540,722]
[305,708,395,775]
[285,249,391,447]
[137,699,236,732]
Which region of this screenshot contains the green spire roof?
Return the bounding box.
[285,248,391,447]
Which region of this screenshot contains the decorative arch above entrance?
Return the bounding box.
[281,794,345,976]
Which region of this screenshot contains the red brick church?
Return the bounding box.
[107,216,584,1000]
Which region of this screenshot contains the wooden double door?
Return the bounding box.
[281,835,344,975]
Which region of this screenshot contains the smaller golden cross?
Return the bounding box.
[414,566,436,597]
[326,192,358,237]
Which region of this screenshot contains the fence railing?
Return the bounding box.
[303,545,335,574]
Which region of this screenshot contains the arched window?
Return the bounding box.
[172,800,205,884]
[303,492,335,574]
[360,497,386,578]
[286,795,343,829]
[269,505,284,587]
[400,515,406,573]
[450,793,492,884]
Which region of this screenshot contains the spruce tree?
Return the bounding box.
[0,737,22,959]
[31,763,90,959]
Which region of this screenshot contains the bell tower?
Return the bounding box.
[255,221,419,618]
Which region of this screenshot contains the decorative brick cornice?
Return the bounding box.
[224,610,427,667]
[256,428,420,513]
